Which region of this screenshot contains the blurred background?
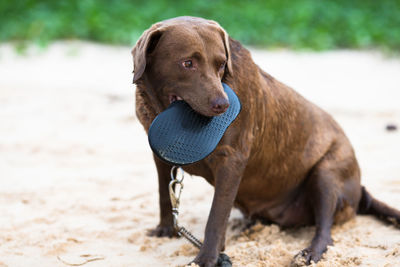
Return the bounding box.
[2,0,400,52]
[1,1,400,266]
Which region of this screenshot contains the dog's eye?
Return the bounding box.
[182,60,194,69]
[219,61,226,70]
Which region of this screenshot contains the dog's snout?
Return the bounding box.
[211,97,230,114]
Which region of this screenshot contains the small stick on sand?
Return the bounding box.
[57,255,105,266]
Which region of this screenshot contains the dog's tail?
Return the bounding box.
[357,186,400,226]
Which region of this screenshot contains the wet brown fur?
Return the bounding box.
[132,17,400,267]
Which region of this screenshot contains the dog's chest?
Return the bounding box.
[135,88,158,131]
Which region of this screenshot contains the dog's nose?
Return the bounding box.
[211,97,230,114]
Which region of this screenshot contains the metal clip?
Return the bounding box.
[169,166,184,229]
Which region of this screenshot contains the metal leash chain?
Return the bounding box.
[169,166,232,267]
[169,166,203,248]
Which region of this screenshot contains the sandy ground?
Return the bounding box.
[0,42,399,267]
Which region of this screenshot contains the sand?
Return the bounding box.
[0,42,399,267]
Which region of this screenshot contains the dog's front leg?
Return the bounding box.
[147,155,178,237]
[193,148,246,267]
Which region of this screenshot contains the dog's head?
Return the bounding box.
[132,16,232,116]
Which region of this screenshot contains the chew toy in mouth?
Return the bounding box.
[148,83,241,166]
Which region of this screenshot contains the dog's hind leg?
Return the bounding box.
[293,147,360,265]
[293,171,335,265]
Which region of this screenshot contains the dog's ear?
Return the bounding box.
[131,25,164,83]
[206,20,232,75]
[217,26,233,75]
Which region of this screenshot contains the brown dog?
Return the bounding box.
[132,16,400,266]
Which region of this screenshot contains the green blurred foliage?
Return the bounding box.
[1,0,400,50]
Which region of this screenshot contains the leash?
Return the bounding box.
[169,166,232,267]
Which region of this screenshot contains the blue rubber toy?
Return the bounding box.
[148,83,241,166]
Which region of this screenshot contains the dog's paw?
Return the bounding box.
[190,260,217,267]
[191,251,218,267]
[147,224,178,238]
[291,247,323,266]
